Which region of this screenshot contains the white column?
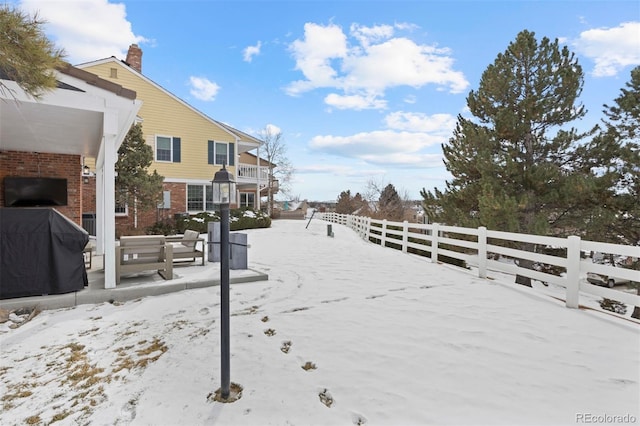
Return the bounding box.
[255,146,261,210]
[103,109,118,289]
[95,157,105,255]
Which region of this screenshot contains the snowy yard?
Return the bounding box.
[1,219,638,425]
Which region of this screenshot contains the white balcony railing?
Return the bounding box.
[237,164,270,182]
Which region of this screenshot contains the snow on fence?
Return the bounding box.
[319,212,640,310]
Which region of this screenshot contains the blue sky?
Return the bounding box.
[14,0,640,202]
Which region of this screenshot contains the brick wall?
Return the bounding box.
[112,181,187,237]
[82,175,96,213]
[0,150,82,225]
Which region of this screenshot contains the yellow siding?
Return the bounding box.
[82,61,234,181]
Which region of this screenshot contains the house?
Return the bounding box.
[77,45,276,236]
[0,63,142,289]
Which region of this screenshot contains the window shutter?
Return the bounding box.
[172,137,181,162]
[208,140,214,164]
[229,143,235,166]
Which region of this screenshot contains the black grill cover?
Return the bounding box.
[0,208,89,299]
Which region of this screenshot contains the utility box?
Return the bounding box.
[229,233,248,270]
[208,222,248,269]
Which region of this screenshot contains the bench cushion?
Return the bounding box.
[182,230,200,249]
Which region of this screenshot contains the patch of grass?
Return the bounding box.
[136,337,168,357]
[78,327,100,337]
[50,409,71,423]
[112,338,168,373]
[25,415,41,425]
[0,365,10,378]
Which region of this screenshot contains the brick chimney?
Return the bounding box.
[126,44,142,73]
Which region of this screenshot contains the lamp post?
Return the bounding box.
[211,163,236,399]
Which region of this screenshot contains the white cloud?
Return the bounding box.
[324,93,387,110]
[295,164,384,176]
[243,41,262,62]
[19,0,147,64]
[384,111,456,134]
[287,22,348,94]
[350,23,395,47]
[360,152,442,167]
[307,110,456,168]
[286,21,469,108]
[342,37,467,93]
[573,21,640,77]
[189,76,220,101]
[309,129,443,160]
[265,123,282,134]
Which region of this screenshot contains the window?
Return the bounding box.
[156,136,181,162]
[110,68,118,78]
[208,141,235,166]
[187,185,204,211]
[240,192,255,208]
[115,200,128,216]
[187,184,216,212]
[205,185,214,211]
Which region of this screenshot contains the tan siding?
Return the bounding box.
[82,62,236,180]
[240,152,271,166]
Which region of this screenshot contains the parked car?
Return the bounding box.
[586,272,632,288]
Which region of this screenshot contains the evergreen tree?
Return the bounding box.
[600,66,640,246]
[0,5,65,99]
[352,192,368,215]
[378,184,404,221]
[421,30,597,286]
[595,66,640,319]
[336,190,354,214]
[115,124,164,228]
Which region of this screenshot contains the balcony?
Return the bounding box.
[237,163,279,194]
[237,164,269,182]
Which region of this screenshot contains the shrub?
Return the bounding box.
[173,208,271,234]
[599,298,627,315]
[146,220,178,236]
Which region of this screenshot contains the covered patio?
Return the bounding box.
[0,64,142,289]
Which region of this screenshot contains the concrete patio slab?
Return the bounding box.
[0,254,268,312]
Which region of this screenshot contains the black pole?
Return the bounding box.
[220,202,230,399]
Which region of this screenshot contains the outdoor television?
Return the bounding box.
[3,177,68,207]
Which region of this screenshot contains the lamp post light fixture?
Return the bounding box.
[211,163,236,400]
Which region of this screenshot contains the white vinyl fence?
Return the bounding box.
[319,212,640,310]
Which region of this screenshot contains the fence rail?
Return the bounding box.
[319,212,640,310]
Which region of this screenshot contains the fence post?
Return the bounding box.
[478,226,487,279]
[402,221,409,253]
[565,235,581,309]
[431,223,440,263]
[365,217,371,242]
[381,220,387,248]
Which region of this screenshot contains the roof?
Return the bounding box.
[57,63,136,100]
[76,56,263,147]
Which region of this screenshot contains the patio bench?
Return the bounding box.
[116,235,173,284]
[166,229,205,266]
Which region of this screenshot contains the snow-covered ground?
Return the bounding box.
[1,219,638,425]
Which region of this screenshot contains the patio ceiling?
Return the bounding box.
[1,65,137,158]
[0,97,104,157]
